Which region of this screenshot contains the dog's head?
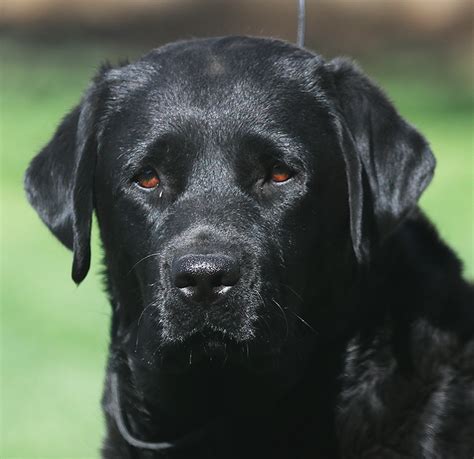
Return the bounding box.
[25,37,434,379]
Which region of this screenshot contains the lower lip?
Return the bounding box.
[204,339,228,358]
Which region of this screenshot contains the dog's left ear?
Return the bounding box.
[326,58,436,262]
[24,79,104,284]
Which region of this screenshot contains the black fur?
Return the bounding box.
[24,36,473,458]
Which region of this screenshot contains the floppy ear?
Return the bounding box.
[24,82,102,284]
[326,58,436,262]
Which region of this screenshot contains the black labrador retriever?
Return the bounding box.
[24,37,473,458]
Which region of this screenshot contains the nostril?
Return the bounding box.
[219,265,240,287]
[174,272,197,289]
[171,254,240,303]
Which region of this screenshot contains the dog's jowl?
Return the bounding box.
[25,37,474,458]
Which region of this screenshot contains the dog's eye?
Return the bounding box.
[271,163,292,183]
[134,167,160,189]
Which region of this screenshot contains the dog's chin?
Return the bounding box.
[158,331,281,375]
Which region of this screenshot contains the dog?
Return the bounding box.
[24,36,473,458]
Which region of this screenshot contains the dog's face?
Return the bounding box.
[94,40,348,369]
[25,37,435,382]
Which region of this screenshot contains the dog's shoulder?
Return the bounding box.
[338,324,473,458]
[337,211,474,458]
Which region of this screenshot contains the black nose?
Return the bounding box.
[171,254,240,303]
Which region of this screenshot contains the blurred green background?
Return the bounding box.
[1,0,473,457]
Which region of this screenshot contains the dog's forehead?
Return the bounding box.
[99,37,332,163]
[104,37,326,120]
[143,36,320,78]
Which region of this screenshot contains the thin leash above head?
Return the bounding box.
[297,0,306,48]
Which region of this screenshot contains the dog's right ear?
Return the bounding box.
[24,78,105,284]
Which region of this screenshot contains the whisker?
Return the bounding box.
[255,291,268,312]
[126,252,161,276]
[276,285,318,334]
[134,302,157,351]
[255,292,273,342]
[271,298,289,341]
[280,283,304,302]
[285,307,318,334]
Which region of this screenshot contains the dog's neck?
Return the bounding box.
[102,336,345,458]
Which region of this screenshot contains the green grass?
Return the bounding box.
[1,39,472,458]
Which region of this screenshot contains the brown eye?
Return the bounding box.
[271,163,292,183]
[135,168,160,189]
